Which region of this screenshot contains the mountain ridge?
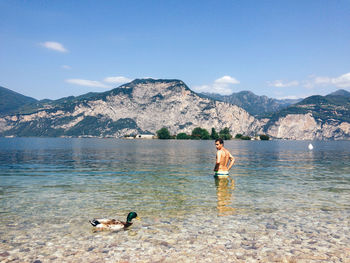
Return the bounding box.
[0,79,260,138]
[201,91,302,117]
[0,80,349,140]
[328,89,350,97]
[0,86,38,116]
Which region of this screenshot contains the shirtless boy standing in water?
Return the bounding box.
[214,138,235,177]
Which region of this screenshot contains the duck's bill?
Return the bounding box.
[135,216,141,220]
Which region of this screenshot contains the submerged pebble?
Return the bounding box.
[0,252,10,257]
[2,210,349,262]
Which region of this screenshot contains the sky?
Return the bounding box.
[1,0,349,100]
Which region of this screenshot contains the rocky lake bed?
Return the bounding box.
[1,209,349,262]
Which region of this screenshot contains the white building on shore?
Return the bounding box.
[135,134,155,139]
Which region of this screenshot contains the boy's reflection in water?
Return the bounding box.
[215,176,235,216]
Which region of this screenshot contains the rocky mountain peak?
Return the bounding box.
[107,79,190,101]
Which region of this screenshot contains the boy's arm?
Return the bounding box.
[227,153,235,170]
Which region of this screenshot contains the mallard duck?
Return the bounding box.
[89,211,140,231]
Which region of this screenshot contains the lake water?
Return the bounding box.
[0,138,349,262]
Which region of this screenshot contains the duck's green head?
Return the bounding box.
[127,212,140,223]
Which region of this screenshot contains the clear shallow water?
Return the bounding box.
[0,138,349,262]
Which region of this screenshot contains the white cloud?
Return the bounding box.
[268,72,350,91]
[332,72,350,88]
[303,72,350,89]
[193,75,240,95]
[214,75,240,85]
[268,80,299,88]
[66,79,111,88]
[276,95,305,100]
[61,65,71,70]
[314,76,331,85]
[103,76,132,84]
[192,84,212,93]
[40,41,68,53]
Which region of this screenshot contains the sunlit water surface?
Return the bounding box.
[0,138,349,262]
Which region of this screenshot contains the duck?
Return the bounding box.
[89,211,140,231]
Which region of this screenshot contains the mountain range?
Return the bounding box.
[0,86,38,115]
[0,79,349,140]
[201,91,301,117]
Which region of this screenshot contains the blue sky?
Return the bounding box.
[1,0,349,100]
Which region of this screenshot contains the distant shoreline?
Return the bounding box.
[2,136,350,141]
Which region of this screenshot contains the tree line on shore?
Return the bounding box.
[156,127,269,140]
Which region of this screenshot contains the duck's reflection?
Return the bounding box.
[215,176,235,216]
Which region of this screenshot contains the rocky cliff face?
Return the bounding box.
[265,93,350,140]
[266,113,350,140]
[0,79,262,137]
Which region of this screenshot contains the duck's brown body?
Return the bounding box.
[89,212,139,231]
[90,218,131,230]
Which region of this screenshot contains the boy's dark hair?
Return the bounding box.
[215,138,224,145]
